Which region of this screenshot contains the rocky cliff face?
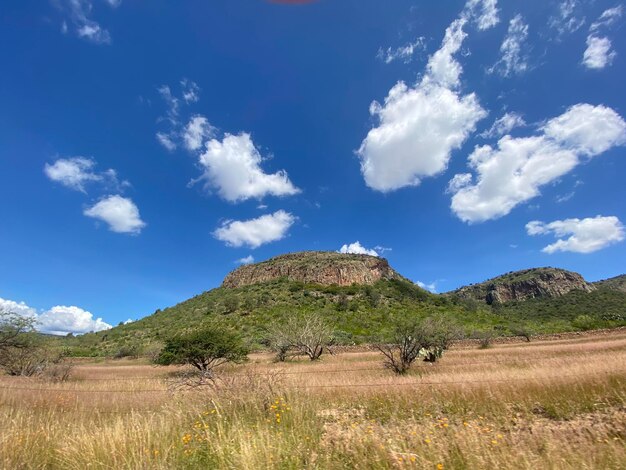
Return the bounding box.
[222,251,404,288]
[451,267,596,304]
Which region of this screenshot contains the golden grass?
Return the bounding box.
[1,331,625,469]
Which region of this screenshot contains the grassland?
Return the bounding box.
[1,330,625,469]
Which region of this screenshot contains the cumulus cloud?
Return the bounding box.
[0,297,111,336]
[358,4,490,192]
[183,116,216,151]
[489,15,529,77]
[480,112,526,138]
[198,133,300,202]
[84,195,146,234]
[449,104,626,223]
[44,157,127,192]
[0,298,37,318]
[44,157,101,192]
[38,306,112,336]
[377,38,426,64]
[526,216,625,254]
[236,255,255,265]
[55,0,118,44]
[583,6,622,70]
[338,241,379,257]
[583,36,616,69]
[213,210,296,249]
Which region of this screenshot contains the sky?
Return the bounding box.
[0,0,625,335]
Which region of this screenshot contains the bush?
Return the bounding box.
[376,315,461,374]
[155,324,249,376]
[572,314,596,331]
[265,313,334,361]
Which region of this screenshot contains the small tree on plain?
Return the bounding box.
[290,313,334,361]
[0,310,70,378]
[0,310,35,352]
[265,321,293,362]
[155,323,248,378]
[376,315,461,374]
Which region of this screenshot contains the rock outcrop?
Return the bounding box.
[222,251,404,288]
[450,267,596,304]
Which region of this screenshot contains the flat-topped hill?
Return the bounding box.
[222,251,404,288]
[450,267,595,304]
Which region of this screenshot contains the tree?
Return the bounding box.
[265,321,293,362]
[289,313,334,361]
[155,324,248,375]
[0,310,36,352]
[266,313,334,361]
[376,315,462,374]
[0,310,62,377]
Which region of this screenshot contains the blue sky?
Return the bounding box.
[1,0,625,334]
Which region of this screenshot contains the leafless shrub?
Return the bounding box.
[265,313,334,361]
[376,315,462,374]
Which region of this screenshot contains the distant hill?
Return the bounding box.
[594,274,626,293]
[55,253,626,357]
[448,267,595,304]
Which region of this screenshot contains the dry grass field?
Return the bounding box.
[1,331,625,469]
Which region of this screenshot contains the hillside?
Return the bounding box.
[449,267,595,304]
[56,253,626,356]
[594,274,626,293]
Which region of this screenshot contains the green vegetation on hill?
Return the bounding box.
[56,277,626,357]
[594,274,626,293]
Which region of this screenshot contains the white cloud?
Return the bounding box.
[480,112,526,138]
[55,0,117,44]
[183,115,216,151]
[377,37,426,64]
[338,241,379,257]
[358,11,487,192]
[44,157,127,193]
[526,216,625,254]
[157,85,180,123]
[236,255,255,265]
[0,298,37,318]
[542,103,626,155]
[1,298,111,336]
[465,0,500,31]
[449,104,626,223]
[590,6,623,32]
[123,318,134,324]
[84,195,146,234]
[416,281,437,293]
[584,6,622,70]
[550,0,586,37]
[213,210,296,249]
[38,305,112,336]
[198,133,300,202]
[583,36,616,69]
[181,79,201,104]
[489,15,529,77]
[44,157,101,192]
[156,132,177,151]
